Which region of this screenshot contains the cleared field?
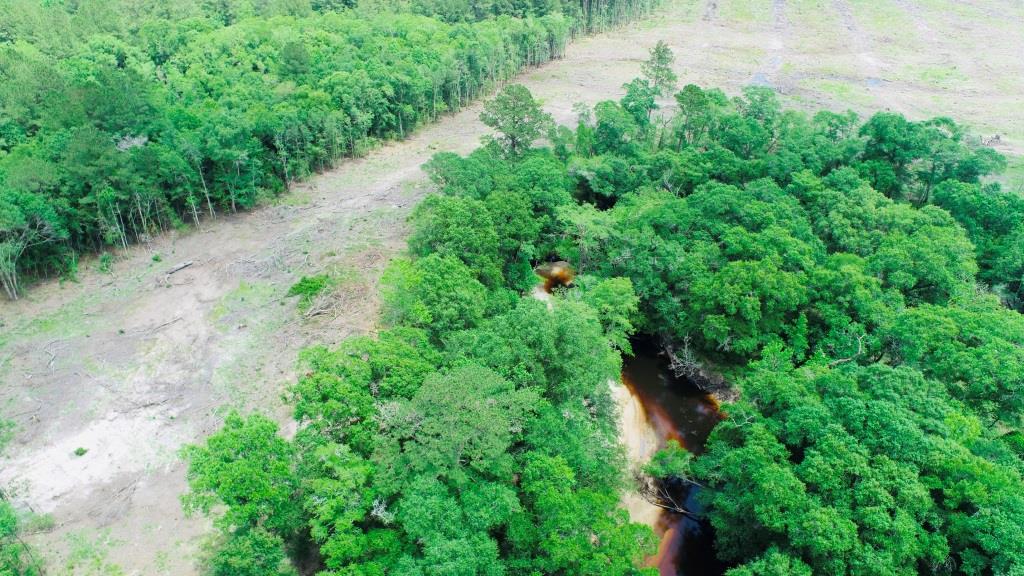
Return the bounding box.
[1,1,1021,573]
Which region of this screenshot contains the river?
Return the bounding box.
[619,339,727,576]
[532,265,725,573]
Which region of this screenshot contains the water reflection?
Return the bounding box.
[621,339,727,576]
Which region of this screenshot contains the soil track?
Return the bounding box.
[2,1,1022,573]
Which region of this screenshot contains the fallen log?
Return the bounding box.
[166,261,193,275]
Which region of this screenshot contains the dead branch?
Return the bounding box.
[828,334,866,368]
[42,339,67,372]
[663,335,701,381]
[635,473,699,518]
[166,261,193,275]
[146,316,182,335]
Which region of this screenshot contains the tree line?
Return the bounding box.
[177,43,1024,576]
[0,0,660,299]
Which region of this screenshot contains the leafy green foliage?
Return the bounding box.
[184,121,656,573]
[0,420,42,576]
[409,195,504,287]
[642,440,693,482]
[640,40,677,97]
[480,84,554,157]
[183,412,301,535]
[287,274,332,311]
[0,500,43,576]
[206,527,297,576]
[412,58,1023,574]
[0,0,664,298]
[697,359,1024,575]
[185,43,1024,576]
[381,254,488,341]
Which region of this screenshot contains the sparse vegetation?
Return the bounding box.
[97,254,114,274]
[0,421,43,576]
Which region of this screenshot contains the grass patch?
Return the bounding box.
[273,188,313,207]
[847,0,918,47]
[718,0,772,26]
[1000,155,1024,195]
[0,419,13,452]
[798,78,874,107]
[912,65,969,89]
[63,530,125,576]
[785,0,848,51]
[287,274,333,312]
[210,281,278,324]
[0,290,98,353]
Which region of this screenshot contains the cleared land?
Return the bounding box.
[1,0,1022,573]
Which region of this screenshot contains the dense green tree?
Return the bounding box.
[0,499,43,576]
[0,188,68,299]
[182,412,302,536]
[640,39,676,97]
[0,0,616,297]
[480,84,554,157]
[373,364,539,493]
[183,55,1024,576]
[0,422,42,576]
[509,452,657,575]
[448,298,621,404]
[408,194,504,287]
[726,548,812,576]
[381,254,488,341]
[883,295,1024,425]
[206,527,298,576]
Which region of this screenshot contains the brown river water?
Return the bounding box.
[620,339,727,576]
[533,265,726,573]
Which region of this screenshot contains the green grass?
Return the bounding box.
[913,0,988,27]
[272,187,313,207]
[0,291,98,354]
[210,281,279,324]
[1001,155,1024,195]
[718,0,772,26]
[288,274,332,312]
[644,0,703,25]
[207,281,293,406]
[785,0,848,51]
[910,65,970,89]
[798,78,874,107]
[847,0,919,50]
[63,530,125,576]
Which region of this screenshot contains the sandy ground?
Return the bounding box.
[611,381,664,528]
[2,1,1023,573]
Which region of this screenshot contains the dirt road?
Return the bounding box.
[2,1,1021,573]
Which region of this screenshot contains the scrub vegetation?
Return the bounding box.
[181,43,1024,576]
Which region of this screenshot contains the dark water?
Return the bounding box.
[621,339,727,576]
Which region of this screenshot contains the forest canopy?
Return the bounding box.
[179,40,1024,576]
[0,0,660,299]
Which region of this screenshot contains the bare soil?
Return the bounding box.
[2,1,1021,573]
